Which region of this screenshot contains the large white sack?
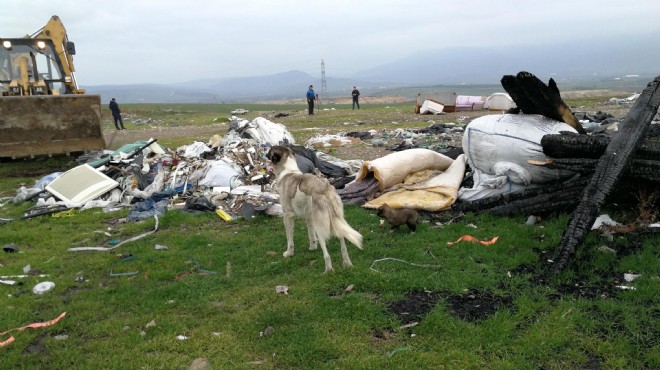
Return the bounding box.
[462,114,578,185]
[241,117,295,146]
[198,160,243,187]
[355,148,454,191]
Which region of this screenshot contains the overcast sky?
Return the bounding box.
[2,0,658,86]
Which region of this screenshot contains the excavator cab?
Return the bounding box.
[0,38,68,96]
[0,16,104,159]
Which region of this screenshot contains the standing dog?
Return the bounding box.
[267,146,363,273]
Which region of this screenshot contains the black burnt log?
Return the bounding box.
[542,158,660,182]
[501,71,587,134]
[485,186,582,216]
[542,132,660,160]
[551,75,660,273]
[453,177,589,214]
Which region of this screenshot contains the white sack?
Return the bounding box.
[198,160,243,188]
[241,117,295,146]
[463,114,577,184]
[459,114,578,201]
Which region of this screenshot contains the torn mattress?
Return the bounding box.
[356,149,466,212]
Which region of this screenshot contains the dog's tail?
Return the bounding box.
[324,192,363,250]
[334,219,363,249]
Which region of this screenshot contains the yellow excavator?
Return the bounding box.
[0,15,104,158]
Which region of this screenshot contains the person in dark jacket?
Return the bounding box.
[109,98,125,130]
[306,85,316,115]
[351,86,360,110]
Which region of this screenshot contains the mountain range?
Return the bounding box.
[86,32,660,104]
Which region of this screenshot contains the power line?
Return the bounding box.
[320,59,327,97]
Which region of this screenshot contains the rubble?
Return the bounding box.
[2,73,658,275]
[3,116,359,223]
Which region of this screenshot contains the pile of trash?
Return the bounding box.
[3,75,658,246]
[1,116,361,224]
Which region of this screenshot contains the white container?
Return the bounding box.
[33,281,55,294]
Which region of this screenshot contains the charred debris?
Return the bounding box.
[454,72,660,273]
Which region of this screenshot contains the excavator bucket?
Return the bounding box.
[0,94,105,158]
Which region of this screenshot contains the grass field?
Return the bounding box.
[1,97,658,369]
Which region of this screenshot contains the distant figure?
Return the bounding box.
[109,98,125,130]
[351,86,360,110]
[306,85,316,115]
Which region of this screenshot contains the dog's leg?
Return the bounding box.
[307,220,318,251]
[317,237,334,273]
[339,237,353,268]
[283,213,295,257]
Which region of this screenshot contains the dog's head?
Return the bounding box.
[266,146,294,175]
[376,204,391,218]
[266,146,291,165]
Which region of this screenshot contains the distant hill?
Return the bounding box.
[354,31,660,85]
[85,32,659,104]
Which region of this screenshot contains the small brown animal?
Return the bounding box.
[377,204,418,232]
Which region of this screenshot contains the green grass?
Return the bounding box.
[1,100,658,369]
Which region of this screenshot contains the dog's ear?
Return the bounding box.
[267,148,283,164]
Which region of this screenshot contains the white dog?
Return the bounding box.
[267,146,363,273]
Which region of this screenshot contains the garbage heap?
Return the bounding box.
[5,116,357,223]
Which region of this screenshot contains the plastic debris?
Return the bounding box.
[446,235,499,246]
[32,281,55,294]
[525,215,538,225]
[592,214,621,230]
[215,208,233,222]
[3,244,18,253]
[275,285,289,295]
[624,273,641,282]
[0,312,66,347]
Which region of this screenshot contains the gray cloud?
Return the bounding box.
[2,0,658,85]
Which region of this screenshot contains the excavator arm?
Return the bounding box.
[29,15,84,94]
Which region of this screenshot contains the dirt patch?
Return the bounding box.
[25,336,47,354]
[387,289,514,325]
[103,123,229,150]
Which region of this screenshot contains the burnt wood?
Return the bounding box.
[551,75,660,273]
[501,71,587,134]
[454,177,589,214]
[542,133,660,160]
[542,158,660,182]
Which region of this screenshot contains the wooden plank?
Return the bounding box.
[551,75,660,273]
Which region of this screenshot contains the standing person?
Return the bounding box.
[306,85,316,115]
[109,98,126,130]
[351,86,360,110]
